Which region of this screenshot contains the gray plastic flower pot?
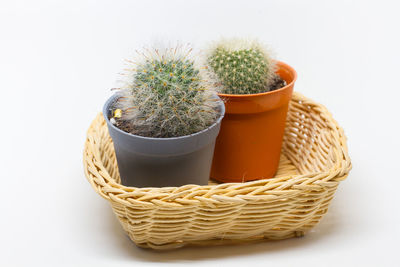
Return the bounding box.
[103,94,225,188]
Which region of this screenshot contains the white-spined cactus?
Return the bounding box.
[111,45,220,138]
[206,38,281,94]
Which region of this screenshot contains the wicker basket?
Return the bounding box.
[83,92,351,250]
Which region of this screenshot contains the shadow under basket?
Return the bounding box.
[83,92,352,250]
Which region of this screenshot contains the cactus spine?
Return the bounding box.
[113,45,220,138]
[207,39,277,94]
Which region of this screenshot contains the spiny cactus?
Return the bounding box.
[112,45,220,138]
[206,39,278,94]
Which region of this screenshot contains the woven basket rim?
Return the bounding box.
[83,92,352,206]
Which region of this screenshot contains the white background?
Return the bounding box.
[1,0,399,266]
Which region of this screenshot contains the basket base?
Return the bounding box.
[130,230,306,250]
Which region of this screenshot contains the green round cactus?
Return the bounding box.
[113,45,220,138]
[207,39,276,94]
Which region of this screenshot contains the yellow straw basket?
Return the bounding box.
[83,92,351,250]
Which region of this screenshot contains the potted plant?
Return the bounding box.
[205,38,297,183]
[103,45,225,187]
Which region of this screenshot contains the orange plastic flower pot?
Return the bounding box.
[211,61,297,183]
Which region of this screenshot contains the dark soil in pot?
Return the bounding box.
[269,75,287,91]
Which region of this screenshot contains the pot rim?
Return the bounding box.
[103,94,225,141]
[217,61,297,98]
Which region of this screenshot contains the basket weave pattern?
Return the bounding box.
[84,92,351,249]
